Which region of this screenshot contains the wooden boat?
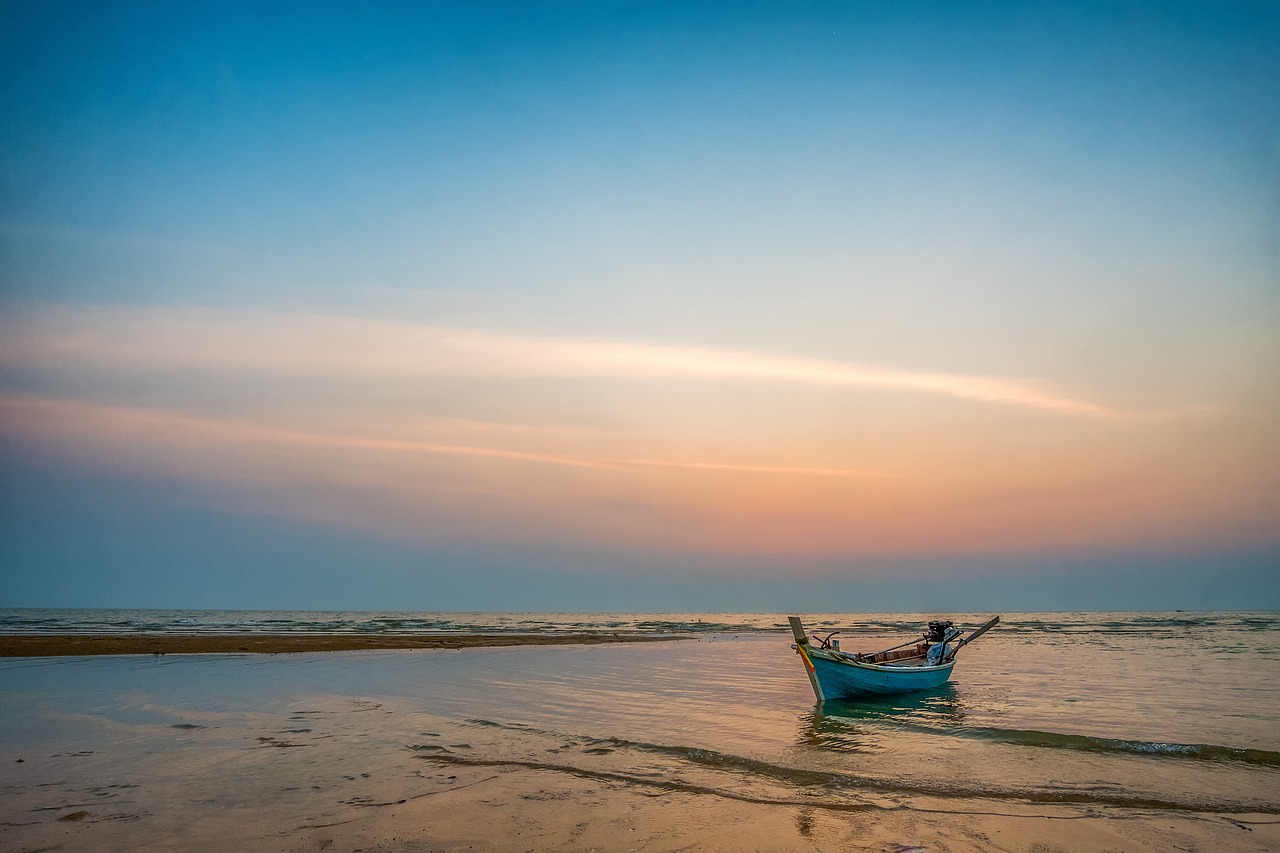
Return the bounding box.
[788,615,999,701]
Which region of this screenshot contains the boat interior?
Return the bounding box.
[853,644,930,664]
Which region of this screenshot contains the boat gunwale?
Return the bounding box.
[805,646,957,674]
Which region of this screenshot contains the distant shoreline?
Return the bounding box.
[0,633,686,657]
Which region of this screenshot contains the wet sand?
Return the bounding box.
[223,772,1280,853]
[6,742,1276,853]
[3,640,1277,852]
[0,632,681,657]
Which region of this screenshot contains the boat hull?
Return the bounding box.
[807,649,955,700]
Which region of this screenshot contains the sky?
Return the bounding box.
[1,1,1277,612]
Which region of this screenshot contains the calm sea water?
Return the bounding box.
[1,608,1278,839]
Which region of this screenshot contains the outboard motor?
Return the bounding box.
[925,620,953,644]
[925,620,954,665]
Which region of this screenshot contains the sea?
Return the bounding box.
[1,608,1278,848]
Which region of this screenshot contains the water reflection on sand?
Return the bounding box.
[799,685,967,752]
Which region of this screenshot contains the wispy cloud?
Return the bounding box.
[0,396,634,473]
[0,395,890,479]
[0,303,1114,416]
[627,459,886,478]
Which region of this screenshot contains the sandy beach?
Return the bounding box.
[3,681,1275,853]
[3,615,1278,852]
[0,632,680,657]
[8,748,1276,853]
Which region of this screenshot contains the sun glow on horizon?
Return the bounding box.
[2,389,1272,559]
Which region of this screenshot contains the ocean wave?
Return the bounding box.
[410,735,1280,815]
[2,608,1277,643]
[807,705,1280,768]
[447,712,1280,808]
[965,727,1280,767]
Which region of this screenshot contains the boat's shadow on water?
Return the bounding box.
[798,684,967,752]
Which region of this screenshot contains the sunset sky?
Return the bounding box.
[2,1,1277,611]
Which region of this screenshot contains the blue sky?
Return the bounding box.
[2,1,1277,611]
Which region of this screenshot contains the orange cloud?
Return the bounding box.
[2,392,1273,558]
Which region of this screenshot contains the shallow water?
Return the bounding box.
[1,610,1277,830]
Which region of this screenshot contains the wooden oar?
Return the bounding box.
[947,615,1000,658]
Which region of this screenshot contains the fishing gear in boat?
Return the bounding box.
[812,630,841,650]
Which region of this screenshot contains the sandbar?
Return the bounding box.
[0,632,682,657]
